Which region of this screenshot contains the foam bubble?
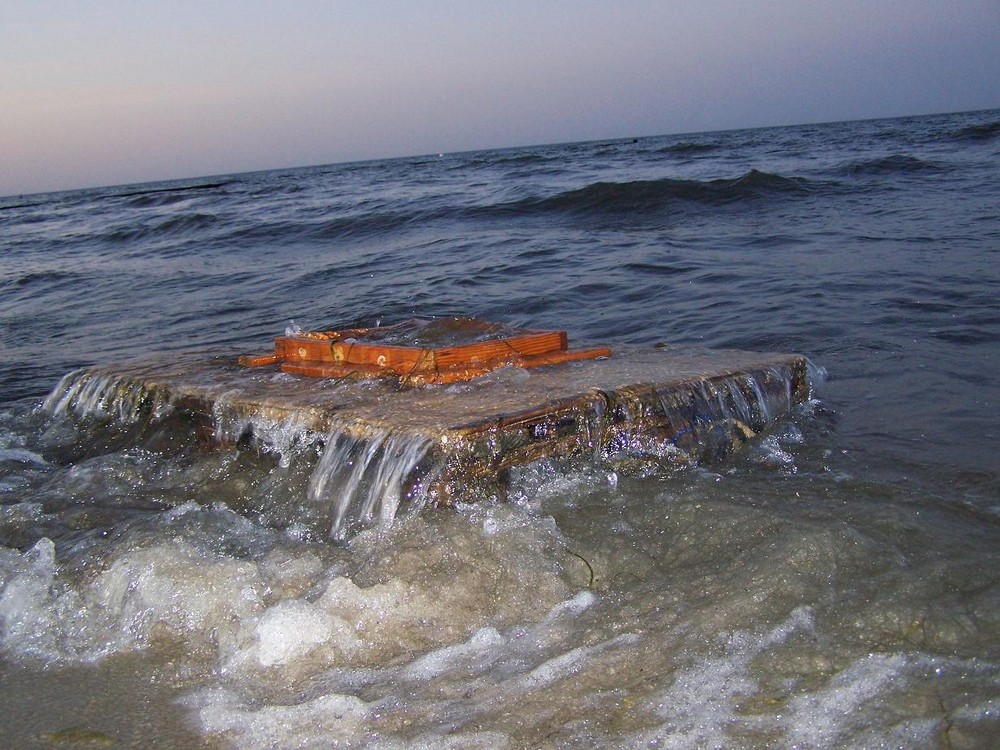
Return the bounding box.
[400,627,505,681]
[93,540,265,643]
[633,606,815,748]
[784,653,909,747]
[254,600,341,667]
[187,687,369,750]
[0,446,47,466]
[0,539,66,659]
[752,434,798,472]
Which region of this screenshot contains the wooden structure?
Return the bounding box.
[239,318,612,385]
[45,319,812,537]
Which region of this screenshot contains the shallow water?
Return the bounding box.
[1,109,999,748]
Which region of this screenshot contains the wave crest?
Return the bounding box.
[656,141,721,155]
[504,170,812,216]
[838,154,947,176]
[950,121,1000,142]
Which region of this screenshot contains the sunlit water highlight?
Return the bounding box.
[1,109,999,748]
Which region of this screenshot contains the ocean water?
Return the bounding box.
[1,109,999,748]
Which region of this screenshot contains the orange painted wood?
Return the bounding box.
[281,361,388,379]
[239,353,282,367]
[275,337,335,363]
[433,331,566,367]
[518,346,612,367]
[277,344,611,385]
[245,320,610,384]
[334,342,426,368]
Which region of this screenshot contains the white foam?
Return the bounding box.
[0,539,67,659]
[197,586,629,748]
[367,731,512,750]
[519,633,639,690]
[633,606,814,748]
[400,627,505,681]
[221,574,437,677]
[0,533,272,665]
[545,589,597,621]
[0,486,637,747]
[784,653,909,748]
[92,540,265,649]
[254,600,357,668]
[188,687,369,750]
[258,548,326,598]
[0,447,47,466]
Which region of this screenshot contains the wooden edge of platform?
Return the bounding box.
[446,353,811,437]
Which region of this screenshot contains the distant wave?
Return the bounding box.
[117,181,231,205]
[309,211,414,240]
[493,152,557,166]
[950,121,1000,142]
[127,192,198,208]
[155,212,219,234]
[932,327,999,345]
[497,170,814,215]
[0,199,48,212]
[219,171,816,242]
[223,210,416,245]
[837,154,948,176]
[656,141,721,156]
[620,260,698,276]
[102,212,219,242]
[14,270,78,287]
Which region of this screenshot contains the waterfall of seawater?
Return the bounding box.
[40,370,439,540]
[604,362,811,468]
[309,425,436,540]
[42,370,173,426]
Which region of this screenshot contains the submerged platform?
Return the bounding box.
[45,335,811,538]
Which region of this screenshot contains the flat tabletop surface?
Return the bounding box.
[82,346,805,435]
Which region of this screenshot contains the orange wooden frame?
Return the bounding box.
[240,320,611,385]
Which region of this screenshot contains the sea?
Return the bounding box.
[1,109,998,748]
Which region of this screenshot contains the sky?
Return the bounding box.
[2,1,999,196]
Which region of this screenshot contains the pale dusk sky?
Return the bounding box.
[2,1,998,196]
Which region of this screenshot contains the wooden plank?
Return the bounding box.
[275,337,332,362]
[335,342,427,368]
[433,331,566,367]
[239,353,282,367]
[516,346,613,368]
[278,344,614,385]
[279,361,385,379]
